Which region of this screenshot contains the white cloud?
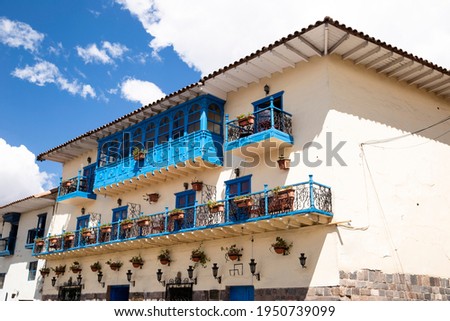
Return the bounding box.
[76,41,129,64]
[12,60,96,98]
[0,17,44,52]
[120,78,165,105]
[0,138,56,206]
[76,43,112,64]
[115,0,450,75]
[103,41,129,58]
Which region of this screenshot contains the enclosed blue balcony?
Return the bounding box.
[93,94,225,196]
[225,96,293,155]
[57,165,96,205]
[33,175,332,258]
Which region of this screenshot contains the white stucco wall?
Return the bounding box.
[42,54,450,298]
[0,205,54,301]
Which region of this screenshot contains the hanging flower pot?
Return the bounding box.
[191,181,203,191]
[157,249,171,266]
[106,260,123,271]
[90,261,101,272]
[130,255,144,269]
[277,158,291,170]
[35,239,45,247]
[39,268,50,277]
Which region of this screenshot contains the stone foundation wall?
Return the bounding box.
[255,269,450,301]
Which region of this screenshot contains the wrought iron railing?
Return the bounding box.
[225,99,293,143]
[58,170,93,197]
[33,175,331,256]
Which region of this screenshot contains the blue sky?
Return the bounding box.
[1,0,449,205]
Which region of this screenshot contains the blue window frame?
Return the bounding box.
[207,103,222,135]
[26,213,47,247]
[226,175,252,198]
[188,104,201,134]
[174,190,196,231]
[76,215,90,230]
[226,175,252,222]
[252,91,284,132]
[112,206,128,239]
[28,261,38,281]
[175,190,196,209]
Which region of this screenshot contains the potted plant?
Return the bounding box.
[63,231,75,241]
[137,215,151,227]
[191,179,203,191]
[52,264,66,276]
[190,243,209,268]
[48,235,60,245]
[207,200,225,213]
[34,238,45,247]
[132,147,147,161]
[277,155,291,170]
[233,195,253,208]
[106,260,123,271]
[271,236,293,255]
[70,261,82,273]
[274,186,295,199]
[157,249,171,266]
[237,113,255,127]
[221,244,243,262]
[39,267,50,277]
[169,208,184,220]
[81,227,92,238]
[120,218,134,231]
[100,223,112,233]
[130,255,144,269]
[90,261,101,272]
[145,192,159,203]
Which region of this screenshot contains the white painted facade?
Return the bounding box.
[3,18,450,300]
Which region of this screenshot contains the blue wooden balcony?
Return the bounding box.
[33,175,332,259]
[225,98,293,155]
[57,169,96,205]
[93,94,225,196]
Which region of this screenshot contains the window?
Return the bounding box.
[0,273,5,289]
[26,213,47,247]
[207,103,222,135]
[76,215,90,230]
[112,206,128,239]
[99,138,120,167]
[145,122,156,150]
[175,190,196,209]
[226,175,252,198]
[226,175,252,222]
[252,91,284,132]
[172,110,185,139]
[131,128,143,153]
[158,117,170,144]
[28,261,38,281]
[188,104,201,133]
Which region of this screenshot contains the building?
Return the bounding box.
[0,189,57,301]
[5,17,450,301]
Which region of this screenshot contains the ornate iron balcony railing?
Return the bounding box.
[33,175,331,257]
